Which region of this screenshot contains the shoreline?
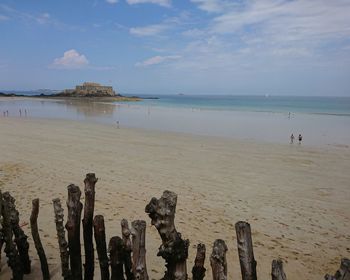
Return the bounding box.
[1,117,349,279]
[2,95,350,116]
[1,96,350,147]
[1,114,350,150]
[0,94,142,102]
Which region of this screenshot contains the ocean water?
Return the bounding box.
[137,95,350,116]
[1,95,350,147]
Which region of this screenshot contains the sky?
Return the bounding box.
[0,0,350,96]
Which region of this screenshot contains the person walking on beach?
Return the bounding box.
[290,133,295,144]
[298,134,303,144]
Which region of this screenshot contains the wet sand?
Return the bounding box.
[0,117,349,279]
[1,96,350,146]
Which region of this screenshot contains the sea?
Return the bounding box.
[1,93,350,147]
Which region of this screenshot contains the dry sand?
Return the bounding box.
[0,117,349,279]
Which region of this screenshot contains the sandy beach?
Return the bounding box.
[0,117,349,279]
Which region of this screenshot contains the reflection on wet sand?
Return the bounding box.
[0,98,119,120]
[60,99,116,117]
[1,97,350,146]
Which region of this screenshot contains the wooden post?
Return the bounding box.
[192,243,206,280]
[271,259,286,280]
[235,221,257,280]
[109,236,125,280]
[30,198,50,280]
[82,173,97,280]
[94,215,110,280]
[325,258,350,280]
[65,184,83,280]
[325,276,336,280]
[121,218,134,280]
[210,239,227,280]
[145,191,189,280]
[131,220,149,280]
[3,191,31,274]
[1,191,23,280]
[53,198,71,280]
[0,190,3,272]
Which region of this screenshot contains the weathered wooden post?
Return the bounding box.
[109,236,125,280]
[235,221,257,280]
[325,258,350,280]
[271,259,286,280]
[121,218,134,280]
[1,191,23,280]
[82,173,97,280]
[210,239,227,280]
[65,184,83,280]
[0,190,3,272]
[94,215,110,280]
[145,191,189,280]
[30,198,50,280]
[192,243,206,280]
[3,191,31,274]
[131,220,149,280]
[53,198,71,280]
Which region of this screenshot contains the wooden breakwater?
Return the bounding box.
[0,173,349,280]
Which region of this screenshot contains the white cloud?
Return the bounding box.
[106,0,118,4]
[126,0,171,7]
[182,28,207,38]
[0,14,9,21]
[211,0,350,42]
[0,4,83,31]
[136,55,181,67]
[128,0,350,75]
[129,14,188,37]
[50,50,117,70]
[51,49,89,69]
[130,23,168,36]
[191,0,232,13]
[36,13,50,24]
[272,47,311,57]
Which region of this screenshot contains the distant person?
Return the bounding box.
[290,133,295,144]
[25,109,27,117]
[116,121,119,129]
[19,109,22,117]
[298,134,303,144]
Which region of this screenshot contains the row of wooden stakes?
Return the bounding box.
[0,173,349,280]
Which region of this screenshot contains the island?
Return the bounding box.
[58,82,117,97]
[0,82,142,101]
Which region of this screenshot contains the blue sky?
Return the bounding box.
[0,0,350,95]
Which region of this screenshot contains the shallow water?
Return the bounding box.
[1,97,350,147]
[138,95,350,116]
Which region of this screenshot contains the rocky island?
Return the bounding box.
[58,82,117,97]
[0,82,142,101]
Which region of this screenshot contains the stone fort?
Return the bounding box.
[64,82,116,96]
